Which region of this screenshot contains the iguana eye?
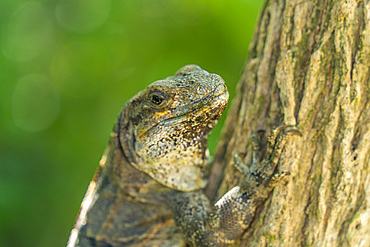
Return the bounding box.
[149,92,164,106]
[151,95,162,105]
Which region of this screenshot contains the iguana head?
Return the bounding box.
[118,65,229,191]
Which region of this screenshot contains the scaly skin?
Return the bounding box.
[67,65,300,247]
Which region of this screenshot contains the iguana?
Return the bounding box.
[67,65,300,247]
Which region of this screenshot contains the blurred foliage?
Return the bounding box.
[0,0,263,246]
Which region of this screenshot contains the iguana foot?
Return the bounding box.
[234,125,301,187]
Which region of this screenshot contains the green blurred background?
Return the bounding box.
[0,0,263,246]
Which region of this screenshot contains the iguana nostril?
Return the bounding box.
[214,84,226,96]
[197,86,205,95]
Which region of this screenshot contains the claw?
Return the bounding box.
[286,129,302,137]
[256,130,266,135]
[268,127,300,167]
[265,126,301,161]
[268,171,290,187]
[267,125,295,146]
[268,125,291,139]
[234,153,249,175]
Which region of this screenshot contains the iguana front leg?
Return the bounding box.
[170,125,301,246]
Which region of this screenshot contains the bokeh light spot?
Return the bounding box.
[55,0,112,33]
[50,40,112,98]
[11,74,60,132]
[1,1,54,61]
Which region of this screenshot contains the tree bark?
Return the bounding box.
[207,0,370,246]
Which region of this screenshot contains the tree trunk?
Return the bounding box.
[207,0,370,246]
